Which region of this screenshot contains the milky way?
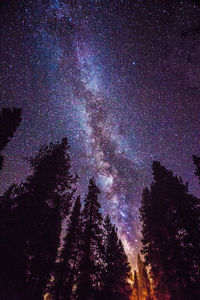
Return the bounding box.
[1,0,200,267]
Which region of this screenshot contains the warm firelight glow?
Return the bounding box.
[127,277,134,285]
[43,293,53,300]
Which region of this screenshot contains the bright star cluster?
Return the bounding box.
[1,0,200,267]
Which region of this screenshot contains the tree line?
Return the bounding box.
[140,160,200,300]
[0,107,200,300]
[0,108,132,300]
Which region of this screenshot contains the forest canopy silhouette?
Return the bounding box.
[0,108,200,300]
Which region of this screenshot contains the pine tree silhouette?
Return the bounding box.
[76,179,103,300]
[102,215,132,300]
[140,161,200,300]
[0,138,76,300]
[25,138,76,300]
[52,196,82,300]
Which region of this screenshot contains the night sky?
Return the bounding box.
[1,0,200,267]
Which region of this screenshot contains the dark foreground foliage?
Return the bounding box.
[1,109,200,300]
[0,136,131,300]
[140,161,200,300]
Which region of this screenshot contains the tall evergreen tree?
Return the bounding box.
[76,179,103,300]
[25,138,76,300]
[0,107,21,170]
[102,215,132,300]
[0,138,76,300]
[140,161,200,300]
[51,196,82,300]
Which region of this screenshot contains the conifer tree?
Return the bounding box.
[0,138,76,300]
[76,179,103,300]
[116,239,132,299]
[0,107,21,170]
[102,215,132,300]
[25,138,76,300]
[140,161,200,300]
[52,196,82,300]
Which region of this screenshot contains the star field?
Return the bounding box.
[1,0,200,267]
